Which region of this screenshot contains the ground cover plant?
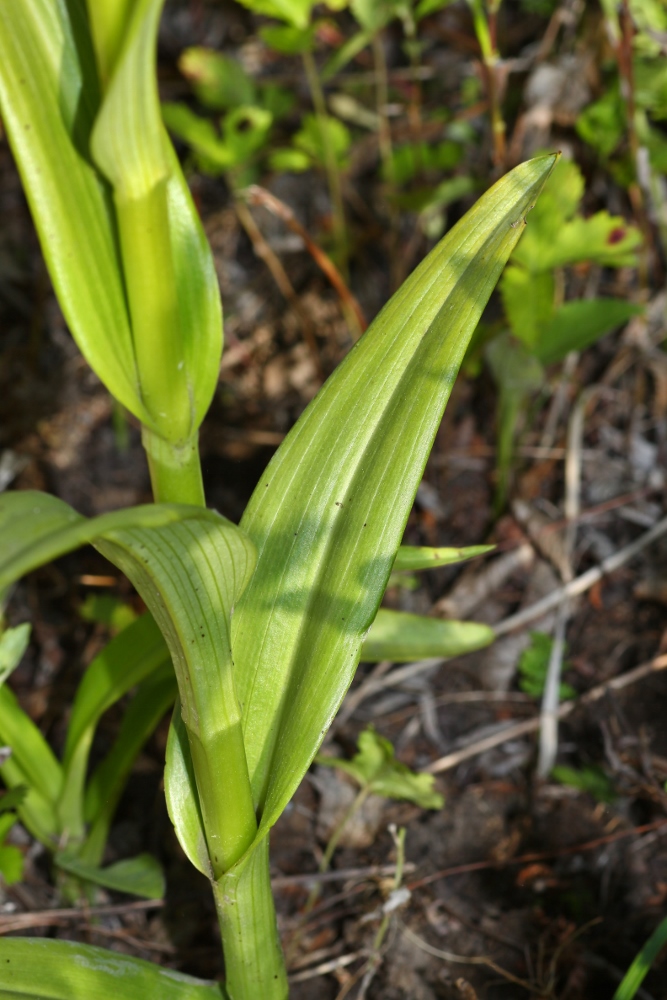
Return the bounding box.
[0,0,667,998]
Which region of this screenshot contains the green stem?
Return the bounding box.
[302,49,348,277]
[469,0,506,168]
[214,836,288,1000]
[187,720,257,877]
[142,427,205,506]
[116,181,192,444]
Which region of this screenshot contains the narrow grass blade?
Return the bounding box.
[59,615,170,843]
[0,686,62,843]
[56,853,165,900]
[361,609,494,662]
[0,937,223,999]
[613,916,667,1000]
[233,154,558,830]
[82,664,176,865]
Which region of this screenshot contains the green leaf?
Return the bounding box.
[90,0,168,200]
[259,24,315,54]
[0,491,217,593]
[0,937,223,999]
[0,842,24,886]
[294,113,351,169]
[162,103,236,172]
[234,0,314,28]
[96,515,258,875]
[178,48,256,110]
[0,0,145,422]
[415,0,458,18]
[511,158,642,271]
[59,614,170,842]
[318,728,443,809]
[576,88,625,159]
[232,154,558,833]
[535,298,643,366]
[613,914,667,1000]
[518,631,575,700]
[350,0,398,31]
[222,106,273,165]
[361,609,494,662]
[552,765,616,804]
[164,701,210,877]
[0,787,28,815]
[0,624,31,686]
[393,544,494,572]
[91,0,222,443]
[321,29,374,81]
[486,332,545,508]
[500,265,554,349]
[268,147,312,172]
[541,213,642,270]
[0,1,222,445]
[0,685,62,845]
[82,664,176,865]
[56,853,165,899]
[78,594,137,632]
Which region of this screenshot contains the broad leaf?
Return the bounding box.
[535,298,643,365]
[318,728,443,809]
[232,154,558,830]
[56,853,165,899]
[0,491,216,593]
[178,48,256,110]
[500,265,554,349]
[361,608,494,662]
[393,544,493,572]
[0,938,223,999]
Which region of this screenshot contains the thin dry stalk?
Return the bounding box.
[425,652,667,775]
[243,185,366,339]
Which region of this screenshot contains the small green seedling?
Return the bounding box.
[291,726,441,935]
[317,726,444,811]
[518,631,576,701]
[551,764,617,805]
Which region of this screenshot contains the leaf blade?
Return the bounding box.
[361,609,494,662]
[0,0,144,421]
[233,154,558,827]
[0,937,223,999]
